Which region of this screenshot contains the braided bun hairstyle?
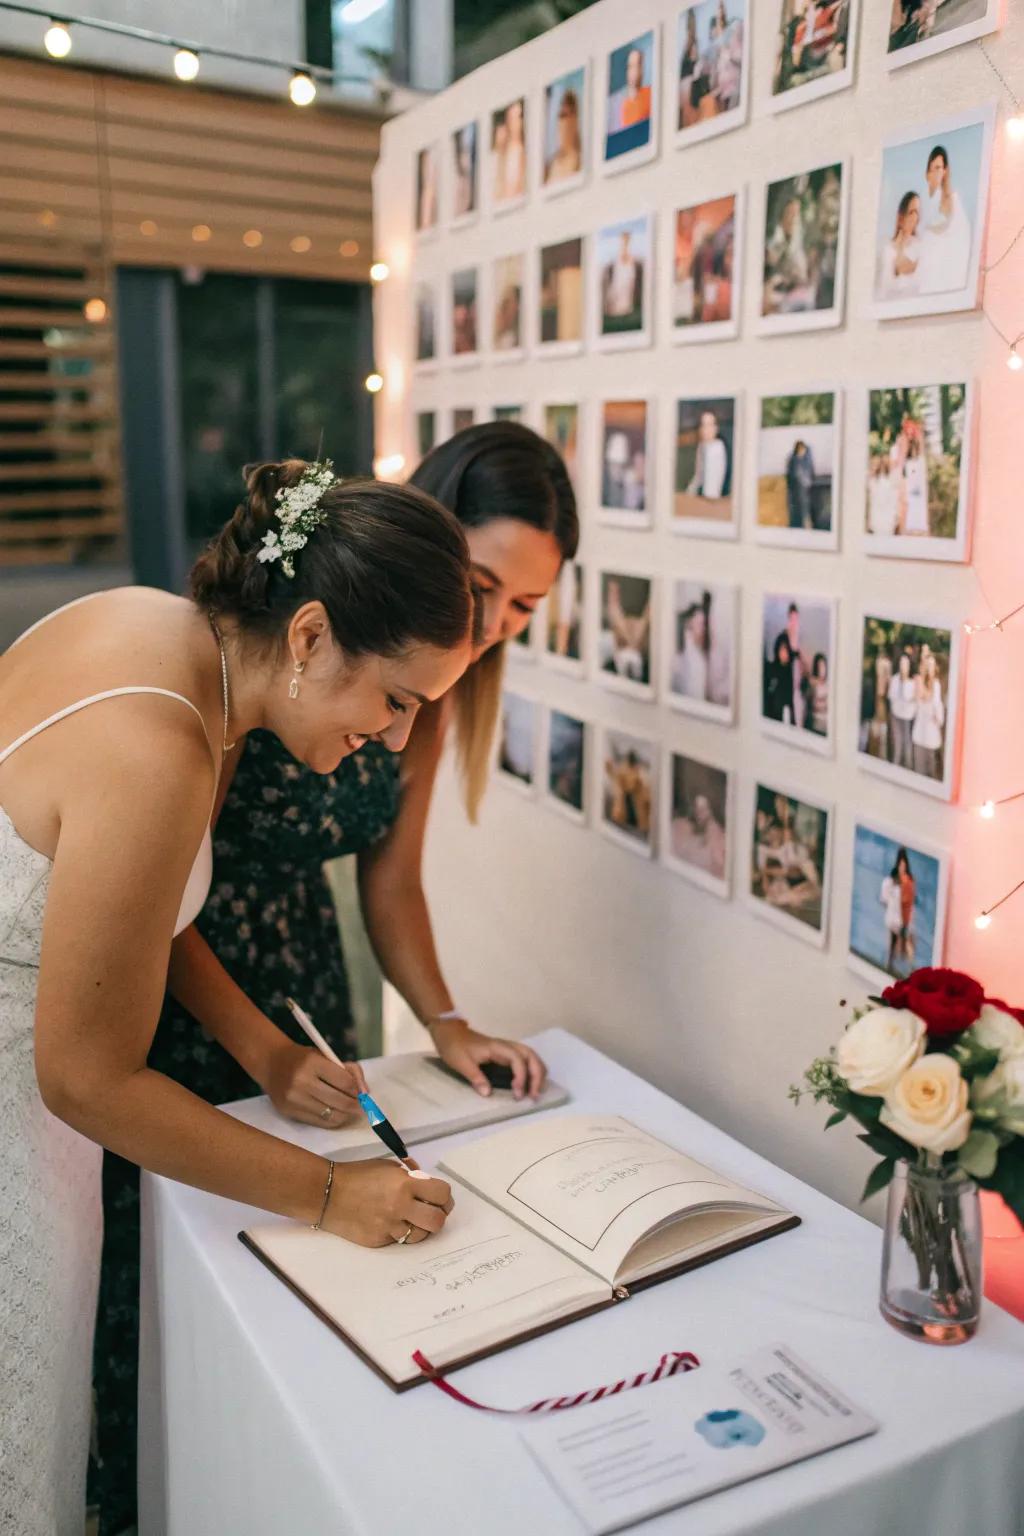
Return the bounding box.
[190,459,475,657]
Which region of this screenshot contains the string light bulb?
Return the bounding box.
[1008,345,1024,373]
[369,261,390,283]
[975,913,993,931]
[980,800,996,820]
[1008,112,1024,143]
[374,453,405,477]
[289,71,316,106]
[364,372,384,394]
[173,48,200,81]
[44,20,72,57]
[83,297,107,323]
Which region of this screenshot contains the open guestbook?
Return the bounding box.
[240,1115,799,1390]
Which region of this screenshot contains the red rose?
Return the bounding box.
[984,997,1024,1027]
[881,967,984,1039]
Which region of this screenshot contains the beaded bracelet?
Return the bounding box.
[312,1159,335,1230]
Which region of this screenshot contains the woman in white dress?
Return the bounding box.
[0,462,476,1533]
[902,437,929,534]
[878,190,921,300]
[917,144,972,296]
[867,455,898,537]
[912,652,945,780]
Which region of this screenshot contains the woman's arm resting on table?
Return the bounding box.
[357,702,546,1100]
[33,716,446,1245]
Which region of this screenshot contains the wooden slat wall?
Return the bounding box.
[0,53,382,566]
[0,247,120,565]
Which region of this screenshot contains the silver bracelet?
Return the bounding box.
[312,1159,335,1230]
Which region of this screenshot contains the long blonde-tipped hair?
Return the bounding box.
[409,422,578,823]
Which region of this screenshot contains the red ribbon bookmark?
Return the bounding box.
[411,1348,700,1414]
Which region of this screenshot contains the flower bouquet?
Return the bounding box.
[792,967,1024,1343]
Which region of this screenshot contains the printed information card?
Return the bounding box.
[520,1343,878,1534]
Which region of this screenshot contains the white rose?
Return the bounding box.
[967,1004,1024,1062]
[836,1008,925,1096]
[971,1057,1024,1135]
[881,1054,972,1154]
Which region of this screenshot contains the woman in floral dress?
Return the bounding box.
[93,422,578,1534]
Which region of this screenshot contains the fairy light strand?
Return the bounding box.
[969,42,1024,932]
[977,41,1024,375]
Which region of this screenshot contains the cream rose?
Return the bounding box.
[971,1057,1024,1135]
[968,1004,1024,1062]
[836,1007,925,1095]
[881,1054,972,1153]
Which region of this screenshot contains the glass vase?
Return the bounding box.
[879,1159,982,1345]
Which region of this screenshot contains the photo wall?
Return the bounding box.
[374,0,1024,1211]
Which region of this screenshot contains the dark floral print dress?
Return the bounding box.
[91,732,400,1534]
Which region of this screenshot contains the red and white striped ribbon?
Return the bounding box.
[411,1348,700,1414]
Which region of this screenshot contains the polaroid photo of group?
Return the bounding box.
[855,608,962,801]
[759,591,837,757]
[744,780,833,949]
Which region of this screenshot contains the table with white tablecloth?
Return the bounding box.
[139,1029,1024,1536]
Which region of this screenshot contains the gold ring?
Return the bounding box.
[396,1225,414,1245]
[320,1106,331,1121]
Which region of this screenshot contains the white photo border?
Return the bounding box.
[755,155,851,337]
[854,605,963,802]
[885,0,1002,71]
[669,391,742,542]
[449,118,480,232]
[541,549,586,679]
[742,775,834,949]
[597,722,659,858]
[846,814,950,990]
[866,103,996,322]
[539,63,590,201]
[592,210,655,354]
[671,1,751,151]
[751,385,843,553]
[595,566,657,702]
[660,745,734,899]
[489,249,529,365]
[496,689,540,797]
[542,706,590,826]
[861,378,976,564]
[764,0,861,117]
[661,574,739,726]
[534,233,587,357]
[598,395,655,530]
[667,186,745,347]
[600,24,661,178]
[757,590,839,759]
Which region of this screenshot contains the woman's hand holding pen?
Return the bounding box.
[431,1018,547,1102]
[321,1159,455,1247]
[265,1039,369,1127]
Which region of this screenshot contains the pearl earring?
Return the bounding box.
[289,659,306,700]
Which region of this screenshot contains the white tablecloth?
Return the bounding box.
[139,1029,1024,1536]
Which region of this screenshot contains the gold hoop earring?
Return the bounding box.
[289,660,306,700]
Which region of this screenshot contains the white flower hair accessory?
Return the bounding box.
[256,458,336,579]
